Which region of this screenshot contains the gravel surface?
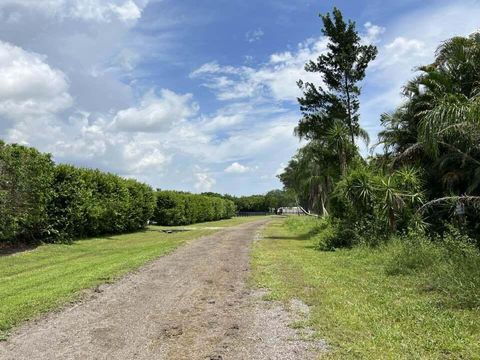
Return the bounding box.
[0,219,326,359]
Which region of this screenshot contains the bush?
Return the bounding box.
[330,165,424,247]
[153,191,236,226]
[48,165,155,241]
[0,142,54,243]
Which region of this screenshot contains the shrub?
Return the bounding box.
[47,165,155,241]
[153,191,236,226]
[0,142,54,243]
[330,165,424,247]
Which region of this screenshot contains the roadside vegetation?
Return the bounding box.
[263,7,480,358]
[277,7,480,307]
[0,215,265,340]
[252,217,480,359]
[279,8,480,247]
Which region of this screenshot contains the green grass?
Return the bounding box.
[0,216,267,339]
[251,217,480,359]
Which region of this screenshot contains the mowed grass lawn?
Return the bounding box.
[251,218,480,359]
[0,216,268,339]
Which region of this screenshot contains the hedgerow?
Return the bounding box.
[47,165,155,241]
[0,141,55,243]
[153,191,236,226]
[0,141,238,244]
[0,142,155,244]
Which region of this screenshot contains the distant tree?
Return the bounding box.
[264,189,297,209]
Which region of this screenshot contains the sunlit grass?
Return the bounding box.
[251,218,480,359]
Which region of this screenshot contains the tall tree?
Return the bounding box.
[297,7,377,145]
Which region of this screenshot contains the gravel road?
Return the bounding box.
[0,219,325,360]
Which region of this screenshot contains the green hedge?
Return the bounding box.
[153,191,236,226]
[0,141,155,244]
[0,141,55,243]
[47,165,155,241]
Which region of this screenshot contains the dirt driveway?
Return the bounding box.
[0,219,324,360]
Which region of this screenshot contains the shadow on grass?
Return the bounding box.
[263,234,311,241]
[0,242,39,256]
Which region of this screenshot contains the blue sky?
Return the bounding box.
[0,0,479,195]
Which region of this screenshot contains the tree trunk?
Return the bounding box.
[388,209,396,233]
[339,148,347,176]
[344,73,355,145]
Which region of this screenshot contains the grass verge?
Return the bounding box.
[251,217,480,359]
[0,216,267,339]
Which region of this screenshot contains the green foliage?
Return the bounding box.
[296,7,377,146]
[208,189,295,212]
[0,142,55,243]
[234,194,268,212]
[385,226,480,309]
[282,19,480,246]
[253,218,480,359]
[377,32,480,239]
[0,141,155,244]
[281,8,376,216]
[331,165,424,244]
[153,191,235,226]
[264,189,296,209]
[47,165,155,241]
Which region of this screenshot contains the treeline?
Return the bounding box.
[279,8,480,247]
[202,189,296,212]
[0,141,155,245]
[152,191,236,225]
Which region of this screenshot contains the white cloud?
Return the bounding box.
[246,28,264,43]
[0,0,143,23]
[191,36,330,102]
[111,89,199,132]
[115,48,141,71]
[363,22,385,44]
[110,0,142,22]
[190,23,383,104]
[122,141,170,174]
[194,172,216,192]
[224,162,250,174]
[0,40,72,120]
[201,114,244,132]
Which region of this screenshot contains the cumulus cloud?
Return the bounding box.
[111,89,199,132]
[363,22,385,44]
[0,40,72,120]
[194,172,216,192]
[224,162,250,174]
[190,37,328,102]
[0,0,143,23]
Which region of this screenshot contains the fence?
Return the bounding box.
[236,211,270,217]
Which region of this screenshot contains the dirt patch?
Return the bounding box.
[0,219,326,359]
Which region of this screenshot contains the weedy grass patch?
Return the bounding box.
[251,217,480,359]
